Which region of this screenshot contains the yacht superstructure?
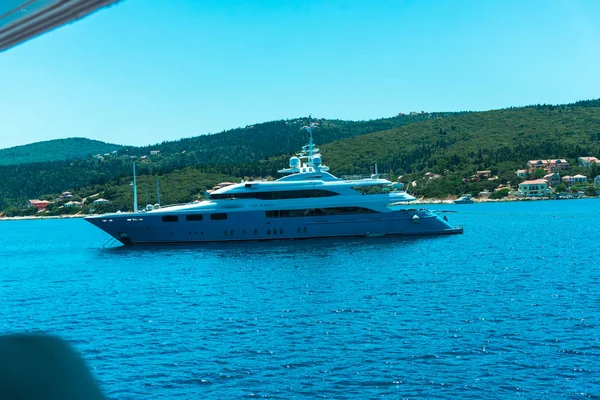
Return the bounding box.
[86,120,463,245]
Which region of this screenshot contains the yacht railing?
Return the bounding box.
[341,174,390,181]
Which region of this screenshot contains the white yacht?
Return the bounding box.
[86,122,463,245]
[454,194,474,204]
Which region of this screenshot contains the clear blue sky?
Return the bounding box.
[1,0,600,149]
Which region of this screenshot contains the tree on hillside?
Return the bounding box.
[554,183,568,193]
[584,186,597,197]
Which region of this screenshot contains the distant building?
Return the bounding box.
[527,159,569,173]
[543,173,561,187]
[92,198,110,205]
[516,169,528,178]
[578,156,599,167]
[477,170,492,178]
[548,159,569,172]
[561,175,574,186]
[572,174,588,184]
[150,150,160,155]
[28,199,51,211]
[64,201,82,208]
[527,160,549,172]
[61,191,73,199]
[518,179,549,197]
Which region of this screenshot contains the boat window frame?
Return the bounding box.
[210,189,339,200]
[266,206,379,218]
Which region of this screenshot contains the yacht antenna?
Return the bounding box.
[307,114,313,165]
[156,177,161,207]
[133,162,138,213]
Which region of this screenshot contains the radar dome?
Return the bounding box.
[289,156,300,168]
[312,155,322,166]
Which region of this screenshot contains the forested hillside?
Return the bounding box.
[0,138,122,165]
[2,100,600,212]
[321,100,600,176]
[0,113,452,209]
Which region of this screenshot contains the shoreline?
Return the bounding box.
[410,196,550,205]
[0,214,87,221]
[388,195,592,205]
[1,196,596,220]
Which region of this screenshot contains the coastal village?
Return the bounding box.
[501,156,599,199]
[27,193,110,212]
[427,155,600,201]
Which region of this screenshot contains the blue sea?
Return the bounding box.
[1,200,598,399]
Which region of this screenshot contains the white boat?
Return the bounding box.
[86,120,463,245]
[454,194,474,204]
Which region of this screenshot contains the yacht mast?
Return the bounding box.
[133,162,138,213]
[156,177,161,207]
[307,114,313,165]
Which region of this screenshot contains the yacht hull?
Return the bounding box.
[86,209,463,246]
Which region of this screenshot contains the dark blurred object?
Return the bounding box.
[0,0,121,52]
[0,334,105,400]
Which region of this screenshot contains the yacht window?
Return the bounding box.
[266,207,379,218]
[162,215,178,222]
[186,214,203,221]
[352,185,388,195]
[210,213,228,220]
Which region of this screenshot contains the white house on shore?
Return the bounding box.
[573,174,588,184]
[92,198,110,205]
[64,201,82,208]
[518,179,549,197]
[562,175,574,186]
[516,169,528,178]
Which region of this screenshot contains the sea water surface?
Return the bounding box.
[0,200,598,399]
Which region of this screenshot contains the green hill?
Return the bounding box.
[126,113,454,162]
[0,113,452,210]
[0,138,122,166]
[3,100,600,212]
[320,100,600,174]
